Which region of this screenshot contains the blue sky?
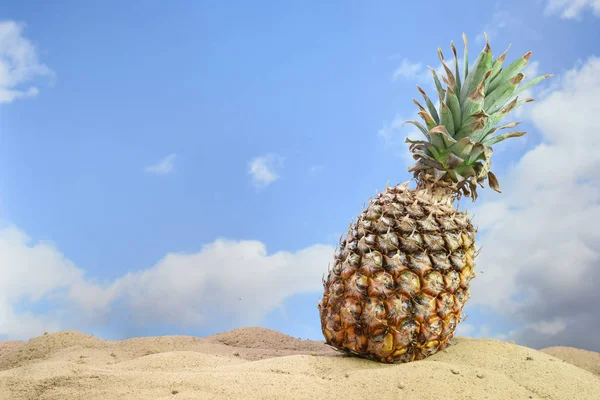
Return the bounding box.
[1,1,600,351]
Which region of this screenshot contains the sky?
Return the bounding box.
[0,0,599,352]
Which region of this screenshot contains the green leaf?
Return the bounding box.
[429,66,446,102]
[455,165,476,178]
[467,143,486,164]
[417,86,440,125]
[427,125,454,150]
[512,74,553,98]
[490,96,519,124]
[515,97,535,109]
[451,41,462,94]
[447,136,474,160]
[440,101,455,134]
[445,86,462,132]
[413,151,445,170]
[447,153,465,169]
[460,35,493,104]
[403,120,429,139]
[419,110,437,130]
[438,47,457,91]
[484,73,525,114]
[482,131,526,146]
[477,121,521,143]
[487,51,531,94]
[413,98,426,112]
[486,44,511,92]
[457,73,490,136]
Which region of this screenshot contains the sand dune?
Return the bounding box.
[0,328,599,400]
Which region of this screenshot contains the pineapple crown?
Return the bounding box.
[405,33,551,201]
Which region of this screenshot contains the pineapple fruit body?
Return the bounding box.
[318,183,476,363]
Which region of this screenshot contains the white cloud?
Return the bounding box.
[468,57,600,351]
[0,226,82,337]
[545,0,600,18]
[0,20,54,103]
[392,59,423,81]
[0,223,334,340]
[145,153,176,175]
[248,153,283,188]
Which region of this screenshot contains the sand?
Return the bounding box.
[0,328,599,400]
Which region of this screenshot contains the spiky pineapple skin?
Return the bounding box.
[318,182,476,363]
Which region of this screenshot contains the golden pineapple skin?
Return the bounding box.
[318,182,476,363]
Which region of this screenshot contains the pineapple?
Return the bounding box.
[318,34,551,363]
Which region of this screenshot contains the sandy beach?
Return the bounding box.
[0,327,598,399]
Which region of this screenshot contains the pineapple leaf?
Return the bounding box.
[413,151,445,170]
[477,147,493,179]
[447,136,474,160]
[466,142,486,164]
[403,120,429,138]
[460,35,492,104]
[512,74,553,98]
[440,101,455,134]
[484,96,520,129]
[419,110,437,130]
[438,48,457,90]
[429,66,446,102]
[427,125,453,150]
[451,41,462,94]
[455,75,489,139]
[482,131,526,146]
[455,164,476,178]
[486,44,511,91]
[445,86,462,133]
[487,171,501,193]
[484,73,525,114]
[413,98,426,112]
[447,153,465,169]
[477,121,521,143]
[487,51,531,94]
[417,86,440,125]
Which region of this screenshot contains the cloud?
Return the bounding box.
[248,153,283,188]
[392,59,423,82]
[0,20,54,103]
[145,153,176,175]
[0,223,334,340]
[545,0,600,18]
[0,226,82,337]
[468,56,600,351]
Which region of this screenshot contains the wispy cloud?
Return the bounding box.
[248,153,283,188]
[145,153,176,175]
[0,20,54,103]
[392,59,423,82]
[545,0,600,19]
